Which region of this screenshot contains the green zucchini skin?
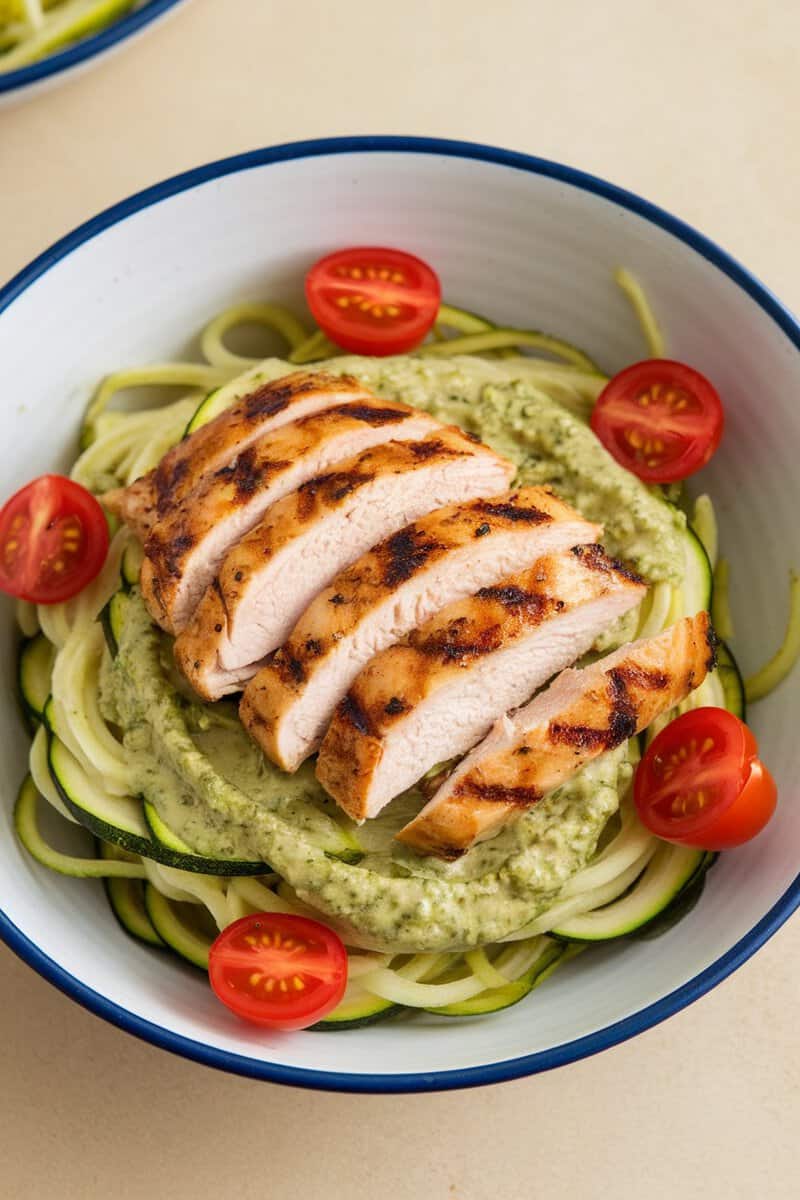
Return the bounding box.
[100,843,165,948]
[425,941,572,1018]
[143,885,214,971]
[716,640,746,721]
[312,995,401,1031]
[142,799,268,877]
[551,844,709,943]
[48,730,268,876]
[18,634,55,725]
[100,590,130,658]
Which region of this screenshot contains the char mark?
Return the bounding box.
[154,455,191,513]
[382,529,441,588]
[454,781,541,806]
[215,447,289,501]
[474,500,551,525]
[475,584,549,619]
[339,692,373,736]
[148,531,194,579]
[705,621,719,671]
[416,620,504,662]
[571,544,645,586]
[384,696,407,716]
[330,403,411,426]
[274,650,306,686]
[405,438,452,461]
[550,666,639,752]
[242,381,293,421]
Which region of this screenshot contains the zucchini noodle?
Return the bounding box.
[200,303,311,368]
[711,557,735,641]
[614,267,666,358]
[12,283,785,1026]
[745,571,800,702]
[692,494,719,568]
[0,0,133,71]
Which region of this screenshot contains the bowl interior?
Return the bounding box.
[2,143,799,1088]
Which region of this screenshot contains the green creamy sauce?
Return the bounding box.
[108,355,684,952]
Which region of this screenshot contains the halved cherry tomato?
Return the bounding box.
[208,913,348,1030]
[634,707,777,850]
[305,247,441,356]
[590,359,724,483]
[0,475,109,605]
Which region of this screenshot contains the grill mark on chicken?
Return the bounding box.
[453,781,542,805]
[154,456,191,517]
[381,529,443,588]
[474,499,552,525]
[147,531,195,580]
[329,402,414,426]
[570,543,645,586]
[414,620,506,662]
[549,666,639,752]
[705,623,719,671]
[339,692,373,736]
[295,468,376,520]
[404,438,461,462]
[209,447,293,503]
[271,650,307,686]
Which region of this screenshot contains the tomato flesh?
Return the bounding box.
[591,359,724,483]
[208,913,348,1030]
[635,707,776,850]
[305,246,441,356]
[0,475,109,605]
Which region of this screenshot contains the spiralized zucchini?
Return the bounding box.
[12,282,788,1025]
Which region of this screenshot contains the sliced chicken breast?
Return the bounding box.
[104,371,374,538]
[140,396,445,633]
[240,487,601,772]
[174,430,514,700]
[317,545,646,820]
[396,612,716,859]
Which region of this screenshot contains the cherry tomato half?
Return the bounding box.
[634,707,777,850]
[305,246,441,356]
[0,475,109,605]
[208,913,348,1030]
[590,359,724,483]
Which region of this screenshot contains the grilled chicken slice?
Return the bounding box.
[104,371,374,539]
[140,396,445,633]
[174,430,514,700]
[396,612,716,859]
[240,487,601,772]
[317,546,646,820]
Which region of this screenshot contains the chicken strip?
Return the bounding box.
[396,612,716,858]
[174,429,514,699]
[140,395,444,633]
[241,488,601,772]
[317,545,646,820]
[104,371,375,538]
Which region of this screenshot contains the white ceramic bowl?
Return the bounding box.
[0,0,190,107]
[1,137,798,1092]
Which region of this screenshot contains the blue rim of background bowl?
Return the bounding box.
[0,0,187,95]
[1,135,799,1093]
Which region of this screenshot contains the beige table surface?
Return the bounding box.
[1,1,799,1196]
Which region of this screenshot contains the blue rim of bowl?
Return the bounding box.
[1,135,799,1093]
[0,0,187,95]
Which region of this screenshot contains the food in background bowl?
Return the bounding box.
[7,247,787,1032]
[0,0,134,70]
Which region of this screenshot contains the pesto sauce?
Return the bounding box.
[109,354,684,952]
